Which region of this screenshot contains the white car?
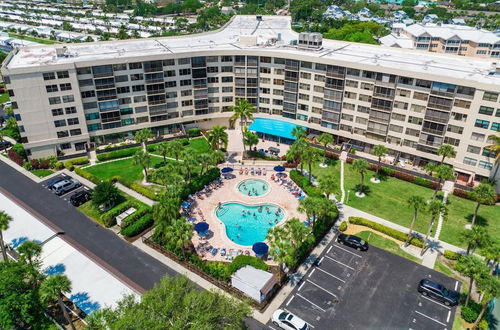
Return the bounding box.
[271,309,310,330]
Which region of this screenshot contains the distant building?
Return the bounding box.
[422,14,438,24]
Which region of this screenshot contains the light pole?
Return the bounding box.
[346,190,350,204]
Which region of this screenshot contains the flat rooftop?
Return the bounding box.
[5,15,500,85]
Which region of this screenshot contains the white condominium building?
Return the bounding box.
[2,16,500,185]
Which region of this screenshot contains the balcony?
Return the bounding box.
[421,126,445,136]
[424,113,450,124]
[418,138,441,147]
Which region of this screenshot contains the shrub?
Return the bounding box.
[120,213,154,237]
[228,255,269,274]
[414,177,431,188]
[12,143,26,160]
[443,250,460,260]
[23,161,33,170]
[120,206,150,229]
[453,188,472,200]
[290,170,323,198]
[96,147,140,162]
[182,168,220,199]
[339,221,348,232]
[118,178,158,200]
[461,303,481,323]
[349,217,425,248]
[7,149,24,166]
[324,151,339,160]
[74,167,100,185]
[100,201,135,227]
[54,162,64,170]
[478,319,488,330]
[146,144,158,152]
[92,181,122,209]
[187,128,201,137]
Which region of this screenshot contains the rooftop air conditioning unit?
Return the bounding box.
[297,32,323,49]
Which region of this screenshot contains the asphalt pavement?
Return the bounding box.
[0,161,178,292]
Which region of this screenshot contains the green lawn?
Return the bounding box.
[9,33,60,45]
[78,194,147,224]
[434,258,455,277]
[152,137,211,158]
[31,169,54,178]
[0,92,9,104]
[85,157,165,182]
[357,231,421,263]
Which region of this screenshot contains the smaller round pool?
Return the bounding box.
[238,179,269,197]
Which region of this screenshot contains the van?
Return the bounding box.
[51,179,81,196]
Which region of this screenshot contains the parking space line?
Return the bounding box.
[315,266,346,283]
[420,296,451,309]
[308,269,316,278]
[282,308,316,328]
[306,279,338,298]
[298,281,305,291]
[319,256,324,264]
[324,255,355,270]
[286,295,294,306]
[327,246,333,254]
[454,281,459,291]
[331,244,362,258]
[296,294,326,312]
[415,311,447,326]
[446,310,451,323]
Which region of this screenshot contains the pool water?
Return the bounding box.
[237,179,269,197]
[216,202,284,246]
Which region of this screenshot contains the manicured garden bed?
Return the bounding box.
[30,169,54,178]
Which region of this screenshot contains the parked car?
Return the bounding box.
[69,189,91,206]
[47,175,72,189]
[418,279,459,306]
[337,234,368,251]
[0,139,12,150]
[272,309,310,330]
[51,179,81,196]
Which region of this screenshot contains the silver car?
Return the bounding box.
[51,179,81,196]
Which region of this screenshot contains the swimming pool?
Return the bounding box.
[215,202,285,246]
[237,179,269,197]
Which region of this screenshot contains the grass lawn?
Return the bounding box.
[31,169,54,178]
[85,157,165,182]
[357,230,421,263]
[78,193,147,224]
[0,92,9,104]
[434,258,455,277]
[9,33,60,45]
[152,137,211,158]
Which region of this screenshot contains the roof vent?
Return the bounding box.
[256,15,262,21]
[298,32,323,49]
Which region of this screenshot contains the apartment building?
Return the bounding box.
[380,23,500,58]
[2,16,500,185]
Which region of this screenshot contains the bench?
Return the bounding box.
[116,207,136,227]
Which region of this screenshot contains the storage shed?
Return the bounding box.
[231,266,278,303]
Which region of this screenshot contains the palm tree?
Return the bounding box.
[182,151,198,182]
[302,146,322,181]
[243,129,259,154]
[229,99,255,151]
[18,240,44,286]
[164,218,193,256]
[424,200,447,248]
[473,275,500,329]
[352,159,369,194]
[152,165,184,188]
[291,126,307,140]
[484,134,500,178]
[266,226,288,273]
[297,197,324,230]
[483,242,500,270]
[437,144,456,165]
[461,226,490,254]
[406,195,426,246]
[210,150,225,166]
[433,164,454,200]
[455,255,490,307]
[0,210,13,262]
[318,174,337,200]
[317,133,334,166]
[40,275,76,330]
[206,125,228,150]
[133,150,151,182]
[198,153,212,176]
[424,162,438,177]
[152,193,180,243]
[168,140,184,161]
[134,128,153,150]
[287,138,308,172]
[469,183,496,228]
[156,142,171,164]
[371,144,388,177]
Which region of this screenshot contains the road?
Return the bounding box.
[0,161,178,293]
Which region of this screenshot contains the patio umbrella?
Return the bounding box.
[194,222,209,235]
[221,167,233,173]
[273,165,285,172]
[181,201,191,209]
[252,242,269,257]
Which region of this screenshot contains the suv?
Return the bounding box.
[272,309,309,330]
[47,175,72,189]
[51,179,81,196]
[69,190,91,206]
[337,234,369,251]
[418,279,459,306]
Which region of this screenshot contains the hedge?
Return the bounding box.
[64,157,89,170]
[120,206,150,229]
[289,170,323,198]
[187,128,201,137]
[443,250,460,260]
[7,149,24,166]
[348,217,425,248]
[96,147,140,162]
[461,301,482,323]
[181,168,220,200]
[120,213,154,237]
[118,177,159,201]
[75,167,101,185]
[339,221,347,232]
[100,201,137,227]
[228,255,269,274]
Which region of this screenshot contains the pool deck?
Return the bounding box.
[190,171,304,263]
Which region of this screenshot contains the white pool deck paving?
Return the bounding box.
[0,191,137,315]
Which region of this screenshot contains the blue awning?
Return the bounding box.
[248,118,304,141]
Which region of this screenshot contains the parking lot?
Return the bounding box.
[264,235,460,330]
[40,174,92,205]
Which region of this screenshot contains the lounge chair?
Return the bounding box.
[220,248,226,257]
[211,248,218,256]
[244,250,250,256]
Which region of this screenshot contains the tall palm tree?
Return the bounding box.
[134,128,153,150]
[455,255,489,307]
[424,200,447,244]
[318,174,337,200]
[424,162,438,178]
[317,133,334,166]
[156,142,171,165]
[168,140,184,161]
[286,138,308,172]
[437,144,456,165]
[291,126,307,140]
[165,218,193,256]
[152,165,184,188]
[152,192,180,243]
[302,146,322,181]
[197,153,212,176]
[40,275,76,330]
[461,226,490,254]
[182,151,198,182]
[352,159,369,194]
[18,240,44,286]
[470,183,496,228]
[297,197,324,230]
[484,134,500,178]
[433,164,454,200]
[206,125,228,150]
[133,150,151,182]
[210,150,225,166]
[406,195,426,246]
[229,99,255,151]
[0,210,13,262]
[371,144,388,176]
[243,129,259,153]
[266,226,288,273]
[473,276,500,329]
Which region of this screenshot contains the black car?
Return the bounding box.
[47,175,72,189]
[0,139,12,150]
[418,279,459,306]
[69,190,91,206]
[337,234,368,251]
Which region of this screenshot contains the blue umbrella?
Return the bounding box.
[182,201,191,209]
[221,167,233,173]
[274,165,285,172]
[252,242,269,256]
[194,222,209,234]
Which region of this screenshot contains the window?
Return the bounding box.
[54,120,66,127]
[392,113,406,121]
[43,72,56,80]
[115,75,128,83]
[178,58,191,65]
[60,143,71,150]
[113,63,127,71]
[83,102,97,110]
[453,99,471,109]
[471,132,485,142]
[413,92,428,101]
[475,119,490,129]
[314,74,325,82]
[130,73,144,81]
[180,80,191,86]
[397,89,411,97]
[62,95,74,103]
[478,161,493,170]
[46,85,58,93]
[65,106,76,114]
[67,118,79,125]
[57,71,69,79]
[52,108,63,116]
[408,116,422,125]
[389,124,403,133]
[49,97,61,105]
[444,137,460,146]
[60,83,72,91]
[482,91,498,102]
[181,90,192,97]
[87,123,101,131]
[492,122,500,132]
[117,86,130,94]
[300,72,311,80]
[57,131,69,138]
[70,129,82,136]
[447,124,463,134]
[415,79,432,88]
[467,145,481,154]
[85,112,100,120]
[479,106,494,115]
[77,67,91,75]
[81,90,96,98]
